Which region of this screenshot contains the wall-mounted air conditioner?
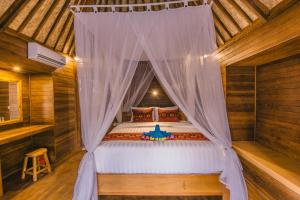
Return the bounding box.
[28,42,66,68]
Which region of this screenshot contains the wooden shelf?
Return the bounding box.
[0,125,54,145]
[233,141,300,196]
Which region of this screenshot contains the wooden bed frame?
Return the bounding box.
[97,173,230,200]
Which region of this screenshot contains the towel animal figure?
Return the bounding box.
[141,124,175,141]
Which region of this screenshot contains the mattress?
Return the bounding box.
[94,122,225,174]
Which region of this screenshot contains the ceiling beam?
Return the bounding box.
[69,44,75,56]
[53,14,73,50]
[214,0,242,31]
[68,37,75,55]
[64,31,74,53]
[214,18,231,41]
[81,0,90,12]
[17,0,45,33]
[123,0,129,12]
[53,0,82,49]
[244,0,268,22]
[98,0,106,12]
[215,25,226,43]
[216,32,225,46]
[212,11,233,37]
[227,0,252,24]
[0,0,30,32]
[252,0,269,16]
[43,0,71,44]
[32,0,60,40]
[62,23,74,52]
[136,0,145,12]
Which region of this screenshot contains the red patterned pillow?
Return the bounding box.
[132,108,154,122]
[158,108,179,122]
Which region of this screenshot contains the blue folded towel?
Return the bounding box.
[141,124,174,141]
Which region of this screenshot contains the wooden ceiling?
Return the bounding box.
[0,0,297,57]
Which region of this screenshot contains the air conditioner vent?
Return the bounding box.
[28,42,66,68]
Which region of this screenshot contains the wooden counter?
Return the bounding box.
[0,125,53,146]
[0,125,54,196]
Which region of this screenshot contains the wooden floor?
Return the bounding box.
[1,152,83,200]
[0,151,220,200]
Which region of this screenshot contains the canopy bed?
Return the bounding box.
[96,121,229,199]
[71,1,247,200]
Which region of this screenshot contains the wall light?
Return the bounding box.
[13,66,21,72]
[74,56,81,62]
[152,90,158,97]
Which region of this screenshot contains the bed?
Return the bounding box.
[95,121,230,199]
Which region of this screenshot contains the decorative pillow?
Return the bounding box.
[154,106,177,121]
[132,107,154,122]
[158,107,179,122]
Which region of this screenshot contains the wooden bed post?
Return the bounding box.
[222,185,230,200]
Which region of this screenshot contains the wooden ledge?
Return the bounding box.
[98,173,230,199]
[233,141,300,196]
[0,125,54,145]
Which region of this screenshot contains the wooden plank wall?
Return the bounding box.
[256,55,300,160]
[226,66,255,141]
[138,77,174,108]
[0,138,33,179]
[30,75,54,124]
[53,60,80,163]
[29,75,56,161]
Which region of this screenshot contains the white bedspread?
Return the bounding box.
[94,122,225,174]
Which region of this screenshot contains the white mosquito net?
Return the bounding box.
[73,4,247,200]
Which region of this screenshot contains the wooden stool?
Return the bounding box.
[21,148,51,182]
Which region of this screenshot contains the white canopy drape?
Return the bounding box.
[73,14,143,199]
[116,61,155,122]
[74,5,247,200]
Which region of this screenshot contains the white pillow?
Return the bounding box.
[158,106,178,110]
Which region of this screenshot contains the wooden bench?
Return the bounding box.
[233,141,300,200]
